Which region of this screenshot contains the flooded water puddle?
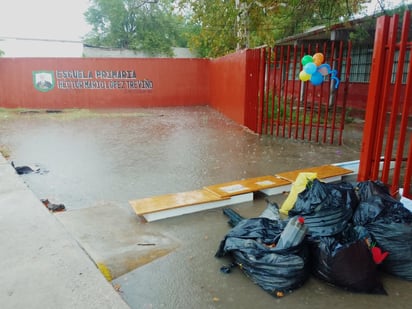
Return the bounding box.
[5,107,406,309]
[0,107,362,211]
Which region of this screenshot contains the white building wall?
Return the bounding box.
[83,45,196,58]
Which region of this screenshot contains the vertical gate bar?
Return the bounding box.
[393,11,412,195]
[276,46,284,136]
[330,41,341,145]
[288,45,298,138]
[358,15,390,181]
[383,12,410,187]
[338,40,352,146]
[300,45,311,140]
[395,54,412,195]
[270,46,278,135]
[322,42,331,143]
[372,14,399,180]
[294,45,305,139]
[403,134,412,199]
[315,43,323,143]
[263,47,271,134]
[282,45,291,137]
[300,81,309,140]
[257,48,266,135]
[331,41,344,145]
[307,44,315,141]
[327,41,336,143]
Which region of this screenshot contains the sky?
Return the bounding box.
[0,0,411,57]
[0,0,91,41]
[0,0,91,56]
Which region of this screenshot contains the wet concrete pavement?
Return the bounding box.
[0,107,363,209]
[1,106,411,308]
[0,149,129,308]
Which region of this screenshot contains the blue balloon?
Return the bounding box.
[310,71,324,86]
[303,62,317,75]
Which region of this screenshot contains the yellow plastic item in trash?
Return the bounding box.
[280,172,317,215]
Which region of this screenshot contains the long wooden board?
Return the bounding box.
[139,193,253,222]
[129,189,253,222]
[129,165,354,222]
[276,164,353,183]
[204,175,291,198]
[130,189,227,216]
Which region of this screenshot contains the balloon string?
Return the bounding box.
[332,76,340,89]
[330,70,340,89]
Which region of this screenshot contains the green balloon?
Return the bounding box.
[301,55,314,66]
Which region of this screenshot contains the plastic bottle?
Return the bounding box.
[276,216,308,249]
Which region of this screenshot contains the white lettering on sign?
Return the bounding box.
[54,69,153,90]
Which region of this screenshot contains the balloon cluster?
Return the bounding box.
[299,53,340,88]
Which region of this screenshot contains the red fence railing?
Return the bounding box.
[358,11,412,198]
[257,40,352,145]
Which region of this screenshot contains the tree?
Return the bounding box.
[177,0,372,58]
[84,0,186,56]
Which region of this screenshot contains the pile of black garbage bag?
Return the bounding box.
[215,179,412,297]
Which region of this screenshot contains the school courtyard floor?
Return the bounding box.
[1,106,411,309]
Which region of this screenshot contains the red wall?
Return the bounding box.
[0,58,210,108]
[209,49,259,130]
[346,83,371,110]
[0,54,373,131]
[209,51,247,125]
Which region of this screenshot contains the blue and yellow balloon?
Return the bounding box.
[298,52,340,88]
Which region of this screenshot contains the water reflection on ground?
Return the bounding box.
[0,106,362,210]
[5,107,405,309]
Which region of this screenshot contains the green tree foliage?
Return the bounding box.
[84,0,187,56]
[178,0,370,58]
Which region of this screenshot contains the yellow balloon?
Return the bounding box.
[299,70,311,81]
[313,53,324,66]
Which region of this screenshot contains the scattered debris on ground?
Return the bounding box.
[10,161,48,175]
[41,199,66,212]
[11,161,40,175]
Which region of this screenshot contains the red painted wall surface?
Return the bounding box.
[209,50,248,126]
[346,83,369,110]
[244,49,261,131]
[0,54,372,131]
[0,58,210,109]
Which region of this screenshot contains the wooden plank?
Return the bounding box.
[141,193,253,222]
[276,164,353,183]
[332,160,360,175]
[129,189,227,216]
[204,175,291,198]
[129,165,354,222]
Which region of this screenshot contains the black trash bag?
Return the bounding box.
[309,225,386,294]
[289,179,358,237]
[222,208,246,227]
[353,180,412,281]
[354,180,412,225]
[216,217,310,297]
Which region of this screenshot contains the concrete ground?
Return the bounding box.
[0,154,129,309]
[1,107,411,309]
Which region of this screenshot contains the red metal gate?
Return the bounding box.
[256,41,351,145]
[358,11,412,198]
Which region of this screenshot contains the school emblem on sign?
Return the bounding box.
[33,71,55,92]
